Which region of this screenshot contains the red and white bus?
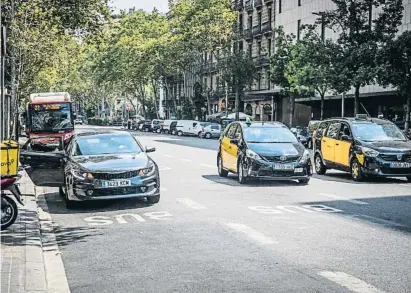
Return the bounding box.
[24,92,75,144]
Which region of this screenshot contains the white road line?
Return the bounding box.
[159,166,172,171]
[318,271,385,293]
[399,183,410,187]
[225,223,277,245]
[200,164,215,168]
[163,154,174,158]
[319,193,369,205]
[180,158,192,162]
[176,198,206,210]
[355,215,404,227]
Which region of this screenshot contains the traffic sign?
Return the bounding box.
[126,105,131,111]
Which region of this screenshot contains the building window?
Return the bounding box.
[279,0,282,13]
[257,73,261,90]
[258,11,262,27]
[298,0,301,6]
[267,38,272,56]
[297,19,301,40]
[248,15,253,29]
[204,53,208,63]
[267,71,271,90]
[210,75,213,90]
[239,40,244,52]
[268,7,272,24]
[216,76,220,90]
[257,40,262,56]
[204,77,208,88]
[248,42,252,58]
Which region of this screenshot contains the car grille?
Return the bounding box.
[258,170,297,177]
[93,186,147,197]
[92,170,140,180]
[379,154,411,162]
[263,155,301,163]
[380,167,411,175]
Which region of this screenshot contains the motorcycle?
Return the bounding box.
[1,175,24,230]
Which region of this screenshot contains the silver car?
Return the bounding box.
[200,124,221,139]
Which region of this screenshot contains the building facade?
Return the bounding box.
[163,0,411,125]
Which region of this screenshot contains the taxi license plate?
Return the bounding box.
[274,164,294,170]
[101,180,131,188]
[390,162,411,168]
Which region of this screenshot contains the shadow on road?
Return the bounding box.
[202,174,304,187]
[43,225,103,248]
[300,195,411,234]
[313,172,409,184]
[43,192,153,215]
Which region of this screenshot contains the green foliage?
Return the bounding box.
[88,116,109,125]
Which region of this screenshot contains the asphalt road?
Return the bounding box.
[42,125,411,293]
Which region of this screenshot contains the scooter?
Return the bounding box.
[1,175,24,230]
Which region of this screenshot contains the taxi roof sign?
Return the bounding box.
[355,114,368,120]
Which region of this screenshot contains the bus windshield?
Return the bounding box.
[29,103,73,132]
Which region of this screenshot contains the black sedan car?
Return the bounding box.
[217,122,312,184]
[20,131,160,208]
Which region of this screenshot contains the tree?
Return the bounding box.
[270,27,299,126]
[219,48,257,121]
[377,31,411,131]
[322,0,404,115]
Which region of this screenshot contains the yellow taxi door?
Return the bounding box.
[334,123,352,166]
[226,125,242,172]
[320,122,341,162]
[221,124,238,170]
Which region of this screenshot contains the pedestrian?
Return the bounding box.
[127,118,131,130]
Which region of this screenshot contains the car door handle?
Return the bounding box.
[26,156,31,160]
[322,140,326,142]
[335,143,339,146]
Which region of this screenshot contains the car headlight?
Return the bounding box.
[360,147,379,157]
[299,149,311,163]
[139,161,156,176]
[246,149,261,160]
[72,169,88,180]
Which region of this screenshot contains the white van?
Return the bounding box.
[162,120,177,134]
[175,120,200,136]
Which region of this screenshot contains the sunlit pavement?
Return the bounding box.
[41,125,411,293]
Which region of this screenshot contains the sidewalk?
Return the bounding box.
[1,174,47,293]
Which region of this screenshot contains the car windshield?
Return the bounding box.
[244,127,298,143]
[29,103,73,132]
[351,123,406,142]
[73,134,142,156]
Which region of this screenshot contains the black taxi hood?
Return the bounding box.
[361,140,411,153]
[247,142,304,157]
[71,152,150,172]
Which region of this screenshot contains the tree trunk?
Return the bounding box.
[235,88,240,121]
[405,95,411,132]
[320,93,325,120]
[289,92,295,127]
[354,85,360,115]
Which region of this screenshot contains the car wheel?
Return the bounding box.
[218,154,228,177]
[407,176,411,182]
[177,131,183,136]
[64,175,76,209]
[237,159,247,184]
[165,130,169,134]
[314,154,327,175]
[350,158,364,182]
[147,194,160,205]
[298,178,310,184]
[205,133,212,139]
[156,129,161,133]
[198,132,202,138]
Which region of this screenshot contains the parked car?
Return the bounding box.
[175,120,200,136]
[141,120,152,132]
[134,120,146,130]
[152,119,164,133]
[217,122,311,184]
[74,118,83,125]
[195,122,212,137]
[200,124,221,139]
[291,127,311,148]
[162,120,177,134]
[20,131,160,208]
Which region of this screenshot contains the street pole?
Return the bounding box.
[0,36,4,141]
[341,92,345,117]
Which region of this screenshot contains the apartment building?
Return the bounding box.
[164,0,411,123]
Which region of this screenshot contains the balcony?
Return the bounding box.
[244,28,253,40]
[261,21,272,34]
[232,0,244,10]
[245,0,253,11]
[252,25,262,37]
[253,54,270,67]
[254,0,263,8]
[263,0,273,4]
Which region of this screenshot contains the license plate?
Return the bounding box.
[274,164,294,170]
[101,180,131,188]
[390,162,411,168]
[294,168,304,173]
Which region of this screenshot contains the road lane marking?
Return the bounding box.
[180,158,192,162]
[200,164,215,168]
[249,205,342,215]
[318,271,385,293]
[159,166,172,171]
[163,154,174,158]
[399,183,410,187]
[225,223,277,245]
[354,215,404,228]
[319,193,369,205]
[176,198,207,210]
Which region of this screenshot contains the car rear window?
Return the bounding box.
[211,125,220,130]
[73,134,142,156]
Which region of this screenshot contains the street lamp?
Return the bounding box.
[312,11,325,42]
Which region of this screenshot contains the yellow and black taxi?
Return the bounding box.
[217,121,312,184]
[313,115,411,181]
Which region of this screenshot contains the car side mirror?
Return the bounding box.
[145,146,156,153]
[341,135,351,141]
[230,138,239,145]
